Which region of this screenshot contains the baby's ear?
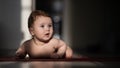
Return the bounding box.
[29,27,34,35]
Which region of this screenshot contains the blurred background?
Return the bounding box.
[0,0,119,58]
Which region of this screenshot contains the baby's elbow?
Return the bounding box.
[15,52,26,59]
[15,50,26,59]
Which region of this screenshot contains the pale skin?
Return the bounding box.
[16,16,73,59]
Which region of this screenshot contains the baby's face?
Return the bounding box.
[30,16,53,42]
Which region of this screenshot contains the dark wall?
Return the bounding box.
[0,0,22,56]
[70,0,119,57]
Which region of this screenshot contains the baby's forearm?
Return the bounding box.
[66,46,73,58]
[56,45,67,58]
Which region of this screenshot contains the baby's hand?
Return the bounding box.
[50,53,59,59]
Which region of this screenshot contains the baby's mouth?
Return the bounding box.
[45,33,50,36]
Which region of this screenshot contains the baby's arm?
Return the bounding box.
[66,46,73,58]
[55,40,67,58]
[15,42,27,59]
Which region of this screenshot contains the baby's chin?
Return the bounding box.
[41,37,52,42]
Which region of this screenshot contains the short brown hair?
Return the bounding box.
[28,10,51,28]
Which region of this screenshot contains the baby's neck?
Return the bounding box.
[32,38,47,46]
[32,38,49,46]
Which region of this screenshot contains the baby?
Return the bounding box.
[15,10,73,59]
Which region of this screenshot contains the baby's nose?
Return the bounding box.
[45,26,50,31]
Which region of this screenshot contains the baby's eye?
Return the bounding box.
[48,24,52,27]
[40,25,44,28]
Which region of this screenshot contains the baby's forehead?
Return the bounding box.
[35,16,52,21]
[34,16,52,24]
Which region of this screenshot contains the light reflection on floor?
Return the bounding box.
[0,61,106,68]
[0,61,120,68]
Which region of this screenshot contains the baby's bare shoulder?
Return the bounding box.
[22,39,31,47]
[51,38,66,45]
